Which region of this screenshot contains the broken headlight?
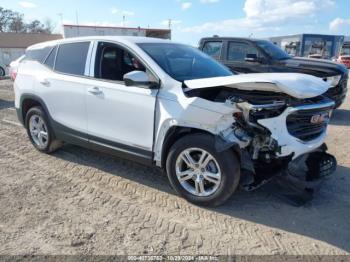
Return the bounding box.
[248,101,286,121]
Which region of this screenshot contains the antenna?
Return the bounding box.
[123,15,126,27]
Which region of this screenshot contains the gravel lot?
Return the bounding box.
[0,79,349,256]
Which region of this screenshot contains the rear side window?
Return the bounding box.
[55,42,90,76]
[44,46,57,69]
[26,46,53,62]
[202,41,222,59]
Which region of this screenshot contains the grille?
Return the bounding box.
[286,106,333,142]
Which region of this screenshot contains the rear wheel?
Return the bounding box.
[25,106,62,153]
[166,133,240,207]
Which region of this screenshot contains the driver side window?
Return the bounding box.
[227,42,259,62]
[94,42,146,82]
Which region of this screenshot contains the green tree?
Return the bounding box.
[9,13,26,33]
[0,7,15,32]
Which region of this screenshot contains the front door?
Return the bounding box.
[86,41,158,163]
[224,41,269,73]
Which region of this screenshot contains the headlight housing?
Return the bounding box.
[323,75,342,87]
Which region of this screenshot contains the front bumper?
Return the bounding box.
[257,99,334,160]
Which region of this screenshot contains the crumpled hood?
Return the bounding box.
[184,73,330,99]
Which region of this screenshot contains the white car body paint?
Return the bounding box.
[14,36,334,169]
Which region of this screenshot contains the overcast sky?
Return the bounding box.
[1,0,349,45]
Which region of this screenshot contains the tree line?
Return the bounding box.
[0,6,54,34]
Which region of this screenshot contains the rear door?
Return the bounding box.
[37,41,92,143]
[85,41,158,163]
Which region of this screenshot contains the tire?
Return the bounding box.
[25,106,62,153]
[0,67,5,77]
[166,133,240,207]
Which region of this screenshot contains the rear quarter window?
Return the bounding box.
[55,42,90,76]
[26,46,54,63]
[44,46,58,69]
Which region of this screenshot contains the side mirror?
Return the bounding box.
[123,71,158,89]
[245,53,258,63]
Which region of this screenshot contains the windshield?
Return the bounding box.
[255,40,290,60]
[137,43,233,82]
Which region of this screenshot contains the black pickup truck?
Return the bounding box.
[199,37,349,108]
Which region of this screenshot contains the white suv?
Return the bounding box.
[14,36,336,206]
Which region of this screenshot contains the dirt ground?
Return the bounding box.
[0,79,349,256]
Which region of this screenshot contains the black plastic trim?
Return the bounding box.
[18,93,154,166]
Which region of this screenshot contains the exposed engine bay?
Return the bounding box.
[184,82,337,205]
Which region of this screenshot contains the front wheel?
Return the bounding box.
[166,133,240,207]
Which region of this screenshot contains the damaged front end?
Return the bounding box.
[184,74,337,203]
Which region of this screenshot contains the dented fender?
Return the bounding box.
[153,84,246,166]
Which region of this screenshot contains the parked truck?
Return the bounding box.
[199,36,348,108]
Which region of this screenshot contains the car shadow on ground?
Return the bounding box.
[0,99,14,110]
[53,145,350,253]
[330,109,350,126]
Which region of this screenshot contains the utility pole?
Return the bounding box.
[168,19,172,29]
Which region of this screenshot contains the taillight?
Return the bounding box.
[10,70,17,81]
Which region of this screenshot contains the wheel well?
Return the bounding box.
[161,126,242,169]
[161,126,215,168]
[21,98,41,122]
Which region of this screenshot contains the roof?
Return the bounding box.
[28,35,174,50]
[0,33,62,48]
[199,36,263,43]
[63,24,170,32]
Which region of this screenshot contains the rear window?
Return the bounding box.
[202,41,222,59]
[26,46,53,62]
[55,42,90,76]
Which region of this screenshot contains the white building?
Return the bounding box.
[63,24,171,39]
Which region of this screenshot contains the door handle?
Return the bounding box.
[40,79,50,87]
[88,87,103,95]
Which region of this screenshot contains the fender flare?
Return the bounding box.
[18,93,52,126]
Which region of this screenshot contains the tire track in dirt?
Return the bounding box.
[0,120,346,255]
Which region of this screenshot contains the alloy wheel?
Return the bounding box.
[175,148,222,197]
[29,114,49,149]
